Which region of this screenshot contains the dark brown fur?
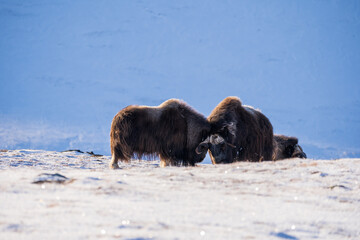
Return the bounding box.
[207,97,274,163]
[274,134,307,160]
[110,99,210,168]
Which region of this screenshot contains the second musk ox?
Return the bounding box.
[207,96,275,163]
[110,99,210,169]
[205,96,307,164]
[273,134,307,160]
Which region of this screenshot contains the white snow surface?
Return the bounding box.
[1,1,360,159]
[1,149,359,239]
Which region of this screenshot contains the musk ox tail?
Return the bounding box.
[110,110,133,162]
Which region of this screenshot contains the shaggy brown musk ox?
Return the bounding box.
[110,99,210,169]
[207,97,275,164]
[274,134,307,160]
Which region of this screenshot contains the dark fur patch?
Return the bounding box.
[110,99,210,168]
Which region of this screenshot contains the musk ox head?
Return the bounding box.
[207,122,238,164]
[274,135,307,160]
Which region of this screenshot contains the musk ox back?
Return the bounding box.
[110,99,210,169]
[274,134,307,160]
[207,97,274,164]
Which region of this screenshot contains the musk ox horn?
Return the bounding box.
[195,137,210,154]
[226,142,236,148]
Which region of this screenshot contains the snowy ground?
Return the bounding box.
[1,150,359,239]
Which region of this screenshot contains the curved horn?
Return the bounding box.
[226,142,236,148]
[195,137,210,154]
[195,143,208,154]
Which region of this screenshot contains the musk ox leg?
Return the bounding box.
[109,154,120,169]
[109,152,131,169]
[159,155,183,167]
[159,155,171,168]
[160,159,167,168]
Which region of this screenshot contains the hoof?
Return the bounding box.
[110,163,120,169]
[110,155,120,169]
[160,160,168,168]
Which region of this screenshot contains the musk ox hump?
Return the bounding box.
[135,105,162,121]
[208,97,242,120]
[159,98,186,109]
[244,105,261,117]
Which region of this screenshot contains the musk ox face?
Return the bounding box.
[208,134,240,164]
[280,141,307,159]
[207,122,238,164]
[208,134,230,164]
[274,135,307,160]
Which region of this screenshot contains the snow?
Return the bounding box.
[0,1,360,159]
[1,150,360,239]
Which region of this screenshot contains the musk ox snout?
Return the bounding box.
[292,145,307,158]
[294,151,307,158]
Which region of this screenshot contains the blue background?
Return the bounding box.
[1,0,359,160]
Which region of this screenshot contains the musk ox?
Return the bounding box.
[274,134,307,160]
[109,99,210,169]
[206,96,275,164]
